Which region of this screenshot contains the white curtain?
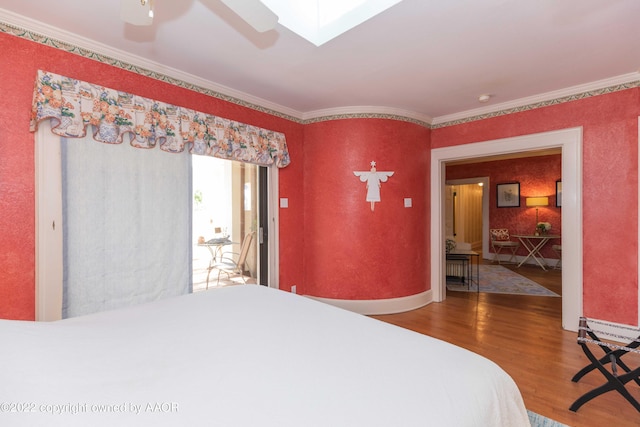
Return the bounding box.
[32,70,288,319]
[61,135,191,318]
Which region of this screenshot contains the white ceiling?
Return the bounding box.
[1,0,639,123]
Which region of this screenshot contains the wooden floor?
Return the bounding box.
[372,261,640,427]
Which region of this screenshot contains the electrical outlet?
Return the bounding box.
[291,285,297,294]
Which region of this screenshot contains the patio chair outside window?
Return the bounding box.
[206,231,255,288]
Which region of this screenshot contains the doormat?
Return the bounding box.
[447,264,559,297]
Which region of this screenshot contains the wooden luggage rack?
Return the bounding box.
[570,317,640,412]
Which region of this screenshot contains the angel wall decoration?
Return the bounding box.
[353,161,394,211]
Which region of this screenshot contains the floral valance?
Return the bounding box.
[30,70,290,168]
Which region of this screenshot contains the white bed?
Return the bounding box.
[1,286,530,426]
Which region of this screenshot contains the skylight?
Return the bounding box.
[261,0,403,46]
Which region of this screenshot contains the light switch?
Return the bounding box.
[280,198,289,208]
[404,198,412,208]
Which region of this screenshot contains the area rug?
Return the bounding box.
[527,410,569,427]
[446,264,559,297]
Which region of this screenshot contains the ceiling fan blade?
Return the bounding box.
[120,0,154,26]
[219,0,279,32]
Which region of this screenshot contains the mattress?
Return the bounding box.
[0,285,530,426]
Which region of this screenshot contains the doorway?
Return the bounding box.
[430,128,583,331]
[445,178,489,255]
[192,156,264,290]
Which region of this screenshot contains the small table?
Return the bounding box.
[199,237,233,267]
[513,234,560,270]
[446,250,480,291]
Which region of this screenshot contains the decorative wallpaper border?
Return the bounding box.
[2,19,638,130]
[431,80,640,129]
[303,112,430,128]
[0,20,301,124]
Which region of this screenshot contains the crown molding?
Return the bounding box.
[0,8,440,128]
[0,8,304,122]
[2,8,639,130]
[301,106,432,127]
[432,72,640,127]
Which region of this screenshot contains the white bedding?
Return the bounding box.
[1,286,530,426]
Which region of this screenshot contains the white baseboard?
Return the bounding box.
[307,290,433,315]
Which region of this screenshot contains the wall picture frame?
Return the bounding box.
[496,182,520,207]
[556,180,562,207]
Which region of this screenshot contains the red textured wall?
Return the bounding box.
[0,31,304,319]
[433,90,640,325]
[2,29,639,324]
[302,118,430,299]
[447,155,562,258]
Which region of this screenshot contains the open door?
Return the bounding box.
[192,157,266,289]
